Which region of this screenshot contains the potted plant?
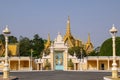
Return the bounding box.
[45,59,51,70]
[68,59,74,70]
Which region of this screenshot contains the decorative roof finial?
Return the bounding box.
[66,16,71,36]
[87,33,91,44]
[45,33,51,49]
[113,24,114,27]
[48,33,50,42]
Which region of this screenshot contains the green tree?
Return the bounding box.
[0,34,18,44]
[32,34,44,58]
[19,34,44,58]
[88,50,97,56]
[99,37,120,56]
[0,34,5,44]
[19,36,31,56]
[88,46,100,56]
[68,46,86,58]
[68,59,74,67]
[9,36,18,43]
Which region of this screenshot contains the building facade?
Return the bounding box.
[0,16,120,71]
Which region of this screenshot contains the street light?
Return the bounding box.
[109,24,118,78]
[30,49,33,71]
[3,25,11,79]
[80,49,83,71]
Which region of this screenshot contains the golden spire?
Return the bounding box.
[45,33,51,49]
[85,33,94,54]
[66,16,71,36]
[87,33,91,44]
[63,16,75,47]
[47,33,50,43]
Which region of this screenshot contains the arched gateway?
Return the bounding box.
[50,33,68,70]
[43,16,94,71]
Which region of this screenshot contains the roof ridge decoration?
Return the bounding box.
[63,16,75,47]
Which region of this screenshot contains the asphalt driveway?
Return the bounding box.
[1,71,119,80]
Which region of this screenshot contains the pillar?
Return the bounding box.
[108,59,110,70]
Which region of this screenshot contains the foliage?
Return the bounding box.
[68,46,86,58]
[99,37,120,56]
[9,36,18,43]
[31,34,44,58]
[0,34,5,44]
[19,36,31,56]
[45,59,51,68]
[88,50,97,56]
[19,34,45,58]
[68,59,74,67]
[0,33,45,58]
[88,46,100,56]
[0,34,18,44]
[44,48,50,56]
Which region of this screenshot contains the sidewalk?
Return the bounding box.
[0,76,17,80]
[104,76,120,80]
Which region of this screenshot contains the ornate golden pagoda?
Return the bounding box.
[85,33,94,54]
[44,33,51,55]
[63,16,75,47]
[0,40,19,56]
[44,16,94,55]
[8,43,19,56]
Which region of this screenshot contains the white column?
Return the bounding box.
[50,46,54,70]
[29,59,30,70]
[41,63,43,71]
[74,63,76,70]
[9,59,10,70]
[112,35,118,78]
[97,60,99,70]
[3,36,9,79]
[108,59,110,70]
[64,49,68,71]
[109,25,118,78]
[19,58,20,70]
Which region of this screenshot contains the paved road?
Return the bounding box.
[1,71,120,80]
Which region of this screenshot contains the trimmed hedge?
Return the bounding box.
[99,37,120,56]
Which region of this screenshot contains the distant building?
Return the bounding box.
[8,43,19,56]
[0,17,119,71]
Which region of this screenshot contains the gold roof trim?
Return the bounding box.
[45,33,51,49]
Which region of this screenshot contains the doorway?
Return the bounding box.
[101,63,104,70]
[54,52,64,70]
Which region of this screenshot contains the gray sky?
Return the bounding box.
[0,0,120,48]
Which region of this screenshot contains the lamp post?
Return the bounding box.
[80,49,83,71]
[109,24,118,78]
[3,25,11,79]
[30,49,33,71]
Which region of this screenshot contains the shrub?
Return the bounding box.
[68,59,74,67]
[99,37,120,56]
